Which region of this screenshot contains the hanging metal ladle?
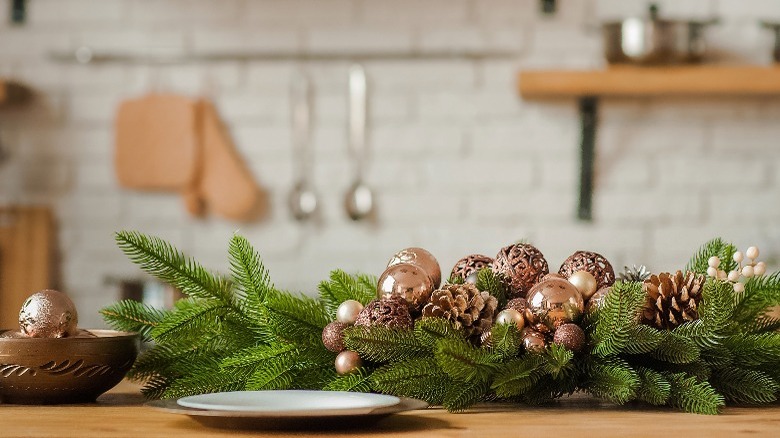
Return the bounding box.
[288,72,319,221]
[344,64,375,221]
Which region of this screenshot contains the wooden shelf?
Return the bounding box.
[518,66,780,98]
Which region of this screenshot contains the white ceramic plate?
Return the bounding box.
[177,390,401,415]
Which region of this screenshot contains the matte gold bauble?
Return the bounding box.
[495,309,525,331]
[387,247,441,288]
[19,290,78,338]
[526,277,584,330]
[521,328,547,352]
[377,263,434,312]
[335,350,363,375]
[568,270,598,300]
[336,300,364,325]
[492,243,549,299]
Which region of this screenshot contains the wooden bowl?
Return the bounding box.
[0,329,139,404]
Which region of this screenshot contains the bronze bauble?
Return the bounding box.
[322,322,348,353]
[354,298,413,329]
[492,243,549,299]
[335,350,363,375]
[526,277,584,330]
[587,287,611,313]
[450,254,494,282]
[553,323,586,352]
[387,247,441,289]
[495,309,525,331]
[568,270,599,300]
[505,297,528,314]
[377,263,434,313]
[559,251,616,290]
[19,290,78,338]
[521,328,547,352]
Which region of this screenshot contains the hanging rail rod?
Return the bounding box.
[49,46,518,65]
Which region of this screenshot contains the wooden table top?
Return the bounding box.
[2,381,780,437]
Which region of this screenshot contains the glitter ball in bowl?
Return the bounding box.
[19,290,79,338]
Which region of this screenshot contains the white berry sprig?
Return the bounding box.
[707,246,767,293]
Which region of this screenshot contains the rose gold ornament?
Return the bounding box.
[505,297,528,314]
[495,309,525,331]
[377,263,434,313]
[354,298,413,329]
[526,276,584,330]
[587,287,611,313]
[567,270,599,300]
[336,300,364,325]
[322,322,348,353]
[521,328,547,352]
[335,350,363,375]
[559,251,615,290]
[19,290,78,338]
[387,247,441,289]
[553,323,585,352]
[450,254,494,282]
[492,243,549,299]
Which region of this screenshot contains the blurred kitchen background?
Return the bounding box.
[0,0,779,327]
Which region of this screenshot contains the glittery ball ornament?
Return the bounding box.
[354,298,413,329]
[526,276,584,330]
[377,263,434,313]
[492,243,549,299]
[505,297,528,314]
[322,322,348,353]
[19,290,79,338]
[335,350,363,375]
[522,328,547,352]
[559,251,616,290]
[553,323,586,352]
[387,247,441,289]
[450,254,494,282]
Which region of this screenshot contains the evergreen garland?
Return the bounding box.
[103,233,780,414]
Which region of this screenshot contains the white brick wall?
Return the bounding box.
[0,0,779,327]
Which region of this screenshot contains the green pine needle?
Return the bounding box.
[100,299,170,341]
[685,238,737,276]
[228,234,272,319]
[635,367,671,406]
[476,268,509,308]
[323,369,373,393]
[591,281,645,357]
[150,298,228,342]
[710,368,779,405]
[584,358,639,404]
[666,372,724,415]
[318,270,377,317]
[343,325,427,362]
[491,355,547,398]
[489,323,522,360]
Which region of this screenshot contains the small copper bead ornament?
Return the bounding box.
[567,270,599,300]
[354,298,413,329]
[387,247,441,289]
[526,276,585,330]
[522,328,547,353]
[335,350,363,375]
[559,251,615,290]
[495,309,525,331]
[450,254,494,282]
[322,322,348,352]
[336,300,364,325]
[377,263,434,313]
[492,243,549,299]
[553,323,586,352]
[19,290,79,338]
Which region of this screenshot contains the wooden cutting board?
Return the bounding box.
[0,206,57,329]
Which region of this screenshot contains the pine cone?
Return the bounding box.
[642,271,704,330]
[421,283,498,341]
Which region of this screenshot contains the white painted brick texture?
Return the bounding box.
[0,0,778,326]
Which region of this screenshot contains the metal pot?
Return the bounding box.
[603,4,717,64]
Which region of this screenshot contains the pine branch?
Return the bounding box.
[476,268,509,308]
[443,380,490,412]
[591,281,645,357]
[343,326,427,362]
[370,358,452,405]
[150,298,228,342]
[264,290,331,345]
[543,344,575,379]
[489,323,522,360]
[699,279,736,331]
[318,270,377,317]
[435,338,499,383]
[671,320,722,350]
[723,332,780,367]
[710,368,779,405]
[162,366,252,399]
[228,234,273,320]
[685,238,737,276]
[665,372,724,415]
[115,231,232,304]
[323,369,373,392]
[413,317,463,347]
[622,325,664,355]
[220,343,297,370]
[650,331,700,364]
[584,357,639,404]
[733,272,780,326]
[100,300,169,341]
[245,355,301,390]
[635,367,671,406]
[491,355,547,398]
